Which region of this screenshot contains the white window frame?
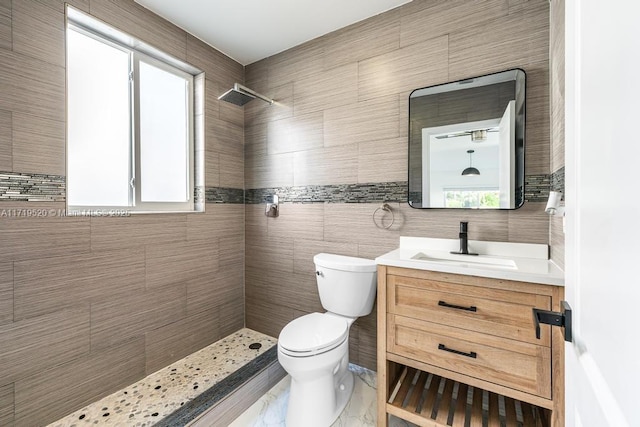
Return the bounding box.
[66,12,197,214]
[132,51,195,212]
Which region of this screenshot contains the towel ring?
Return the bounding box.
[373,203,394,229]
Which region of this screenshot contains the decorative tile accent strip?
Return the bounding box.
[247,178,554,205]
[194,185,204,205]
[0,171,65,202]
[0,173,560,206]
[551,166,565,195]
[205,187,244,204]
[524,174,551,202]
[245,182,408,204]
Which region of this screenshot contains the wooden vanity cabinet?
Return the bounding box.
[377,266,565,427]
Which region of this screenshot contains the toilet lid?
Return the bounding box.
[279,313,348,356]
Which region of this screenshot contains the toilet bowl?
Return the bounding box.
[278,312,353,427]
[277,253,377,427]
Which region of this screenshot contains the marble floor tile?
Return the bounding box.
[229,364,416,427]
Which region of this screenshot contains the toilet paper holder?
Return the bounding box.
[265,195,279,217]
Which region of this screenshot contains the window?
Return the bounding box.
[66,12,197,213]
[443,189,500,209]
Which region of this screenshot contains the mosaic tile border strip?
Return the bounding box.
[156,346,278,427]
[247,177,552,204]
[0,172,560,206]
[0,171,66,202]
[194,185,205,205]
[524,174,551,202]
[245,181,408,204]
[551,166,565,195]
[205,187,244,204]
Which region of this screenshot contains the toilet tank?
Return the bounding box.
[313,253,377,317]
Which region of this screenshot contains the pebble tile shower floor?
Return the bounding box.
[48,328,277,426]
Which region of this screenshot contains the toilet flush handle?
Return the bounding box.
[316,271,323,277]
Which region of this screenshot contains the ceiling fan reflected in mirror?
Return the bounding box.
[435,127,498,141]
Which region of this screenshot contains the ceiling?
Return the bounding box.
[134,0,413,65]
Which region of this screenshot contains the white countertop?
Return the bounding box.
[375,237,565,287]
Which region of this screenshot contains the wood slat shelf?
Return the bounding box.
[386,365,549,427]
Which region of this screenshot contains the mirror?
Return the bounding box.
[408,69,525,209]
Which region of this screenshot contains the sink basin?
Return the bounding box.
[411,252,517,269]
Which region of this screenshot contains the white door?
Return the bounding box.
[564,0,640,426]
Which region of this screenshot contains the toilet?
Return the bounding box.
[277,253,377,427]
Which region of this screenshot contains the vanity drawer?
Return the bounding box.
[387,314,551,399]
[387,274,552,346]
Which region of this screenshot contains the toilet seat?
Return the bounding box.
[279,313,348,357]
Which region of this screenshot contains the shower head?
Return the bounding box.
[218,83,274,106]
[218,87,254,106]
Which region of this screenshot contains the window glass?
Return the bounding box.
[138,60,189,203]
[67,29,131,207]
[443,189,500,208]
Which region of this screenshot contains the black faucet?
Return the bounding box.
[451,221,478,256]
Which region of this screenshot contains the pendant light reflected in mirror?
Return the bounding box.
[462,149,480,176]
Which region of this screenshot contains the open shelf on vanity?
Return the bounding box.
[386,362,550,427]
[376,264,565,426]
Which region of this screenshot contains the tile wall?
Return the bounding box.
[243,0,552,371]
[0,0,564,424]
[0,1,245,425]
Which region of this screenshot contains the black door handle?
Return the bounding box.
[532,301,572,342]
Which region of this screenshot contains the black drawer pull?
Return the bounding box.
[438,300,477,312]
[438,343,477,359]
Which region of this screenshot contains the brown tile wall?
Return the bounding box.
[244,0,551,371]
[0,0,563,422]
[0,1,244,425]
